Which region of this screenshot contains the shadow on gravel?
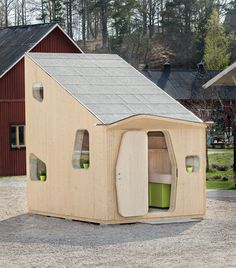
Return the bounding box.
[0,214,198,248]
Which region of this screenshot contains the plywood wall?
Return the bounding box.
[106,116,206,223]
[148,134,172,177]
[25,56,109,222]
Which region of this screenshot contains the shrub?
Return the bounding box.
[211,163,229,171]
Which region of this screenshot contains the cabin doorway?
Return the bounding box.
[148,131,173,212]
[116,130,176,218]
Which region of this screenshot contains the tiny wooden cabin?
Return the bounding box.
[25,53,206,224]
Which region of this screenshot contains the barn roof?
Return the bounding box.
[0,23,80,78]
[202,62,236,88]
[141,69,236,100]
[28,53,202,124]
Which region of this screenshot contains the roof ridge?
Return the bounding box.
[0,23,56,30]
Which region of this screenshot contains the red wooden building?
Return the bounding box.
[0,23,82,176]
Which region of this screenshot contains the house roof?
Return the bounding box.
[28,53,202,124]
[142,69,236,100]
[0,23,81,79]
[202,62,236,88]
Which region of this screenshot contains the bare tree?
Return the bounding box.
[0,0,15,26]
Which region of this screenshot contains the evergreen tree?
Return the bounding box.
[203,9,230,70]
[194,0,216,64]
[37,0,65,26]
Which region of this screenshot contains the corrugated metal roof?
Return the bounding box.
[28,53,202,124]
[0,23,56,78]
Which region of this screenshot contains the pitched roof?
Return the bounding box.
[202,62,236,88]
[0,23,57,78]
[142,69,236,100]
[28,53,202,124]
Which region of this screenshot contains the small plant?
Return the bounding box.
[82,160,89,169]
[39,170,46,181]
[186,165,193,173]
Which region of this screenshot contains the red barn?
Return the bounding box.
[0,23,82,176]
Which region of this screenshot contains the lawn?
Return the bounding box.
[207,148,236,190]
[206,180,236,190]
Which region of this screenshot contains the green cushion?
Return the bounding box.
[148,182,171,208]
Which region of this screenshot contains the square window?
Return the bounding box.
[10,125,25,149]
[185,155,200,173]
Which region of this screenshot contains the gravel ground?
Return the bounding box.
[0,178,235,268]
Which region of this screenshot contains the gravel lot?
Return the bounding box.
[0,178,235,268]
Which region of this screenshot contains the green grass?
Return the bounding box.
[206,168,233,180]
[206,180,236,190]
[208,148,233,166]
[207,148,236,189]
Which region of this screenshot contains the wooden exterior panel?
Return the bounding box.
[0,59,25,99]
[31,27,82,53]
[0,101,25,176]
[0,59,25,176]
[106,117,206,223]
[25,56,109,222]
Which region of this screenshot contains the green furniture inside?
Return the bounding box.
[148,182,171,208]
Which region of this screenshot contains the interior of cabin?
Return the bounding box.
[148,131,173,212]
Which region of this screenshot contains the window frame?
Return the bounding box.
[10,124,26,149]
[32,82,44,102]
[72,129,90,170]
[29,153,47,181]
[185,155,200,174]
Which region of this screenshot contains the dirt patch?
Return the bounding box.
[0,178,235,267]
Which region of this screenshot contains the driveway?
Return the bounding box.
[0,177,235,268]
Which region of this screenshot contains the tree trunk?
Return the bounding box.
[81,0,86,46]
[184,1,191,34]
[41,0,45,23]
[68,0,73,37]
[206,130,209,172]
[4,0,8,26]
[233,130,236,171]
[52,0,56,22]
[100,0,108,50]
[142,0,147,35]
[148,0,155,38]
[21,0,25,25]
[160,0,164,32]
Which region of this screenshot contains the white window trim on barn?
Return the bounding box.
[10,124,25,149]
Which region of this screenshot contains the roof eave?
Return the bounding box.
[203,62,236,88]
[97,114,204,128]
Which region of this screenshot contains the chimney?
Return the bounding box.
[197,61,205,74]
[163,62,171,72]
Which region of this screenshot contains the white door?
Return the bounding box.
[116,131,148,217]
